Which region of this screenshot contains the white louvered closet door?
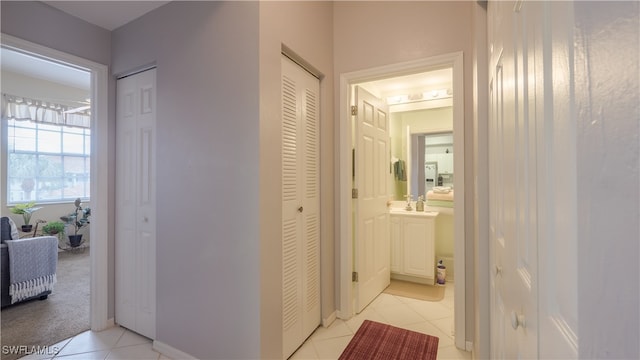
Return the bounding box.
[281,55,320,359]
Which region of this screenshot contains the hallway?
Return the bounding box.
[292,282,468,359]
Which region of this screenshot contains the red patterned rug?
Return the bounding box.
[339,320,439,360]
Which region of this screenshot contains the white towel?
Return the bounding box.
[427,190,454,201]
[433,186,452,194]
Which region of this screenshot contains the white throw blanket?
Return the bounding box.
[5,236,58,304]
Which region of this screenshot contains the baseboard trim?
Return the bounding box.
[322,311,337,327]
[153,340,198,360]
[336,309,350,320]
[466,341,473,352]
[391,273,435,285]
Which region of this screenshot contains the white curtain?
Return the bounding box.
[2,94,90,128]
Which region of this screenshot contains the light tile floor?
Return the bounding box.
[291,281,470,360]
[19,282,469,360]
[19,326,169,360]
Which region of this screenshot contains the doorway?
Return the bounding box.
[1,34,109,331]
[338,52,466,349]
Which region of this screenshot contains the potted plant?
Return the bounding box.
[10,201,42,232]
[42,221,65,235]
[60,198,91,248]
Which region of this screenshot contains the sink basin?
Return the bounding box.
[389,208,439,217]
[389,208,412,213]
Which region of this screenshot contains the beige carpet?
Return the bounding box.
[1,250,90,360]
[383,279,445,302]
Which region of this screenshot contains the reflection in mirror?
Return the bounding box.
[389,107,453,201]
[411,132,454,199]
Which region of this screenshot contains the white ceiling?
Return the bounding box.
[42,1,170,31]
[1,47,90,90]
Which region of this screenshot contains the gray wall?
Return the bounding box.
[111,2,261,359]
[1,1,110,64]
[0,0,115,317]
[574,1,639,358]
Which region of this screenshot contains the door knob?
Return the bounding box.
[298,206,304,213]
[143,216,149,223]
[510,311,526,330]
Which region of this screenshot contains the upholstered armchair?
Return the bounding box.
[1,216,57,308]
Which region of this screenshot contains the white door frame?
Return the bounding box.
[1,34,110,331]
[338,52,466,349]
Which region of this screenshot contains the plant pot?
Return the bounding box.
[68,234,83,248]
[21,225,33,232]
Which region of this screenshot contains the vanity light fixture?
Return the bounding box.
[386,88,453,105]
[387,94,409,104]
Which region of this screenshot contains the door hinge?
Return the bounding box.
[352,271,359,282]
[352,188,358,199]
[351,105,358,116]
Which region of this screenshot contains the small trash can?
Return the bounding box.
[437,260,446,285]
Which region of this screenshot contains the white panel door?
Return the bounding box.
[511,2,539,357]
[115,68,156,339]
[489,26,510,358]
[281,55,320,359]
[536,2,578,357]
[354,86,390,313]
[488,1,577,358]
[489,1,536,357]
[489,3,509,357]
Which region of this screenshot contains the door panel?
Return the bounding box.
[537,2,578,357]
[489,1,577,358]
[115,68,156,339]
[281,55,321,359]
[355,86,390,313]
[281,70,303,353]
[489,43,511,359]
[512,3,538,357]
[403,219,429,277]
[115,90,136,331]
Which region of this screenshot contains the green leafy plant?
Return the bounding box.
[42,221,66,235]
[60,198,91,236]
[10,201,42,225]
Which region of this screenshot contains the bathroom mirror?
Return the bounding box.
[389,107,453,201]
[408,132,454,200]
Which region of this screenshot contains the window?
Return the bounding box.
[7,119,90,203]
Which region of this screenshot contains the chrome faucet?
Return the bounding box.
[405,194,413,211]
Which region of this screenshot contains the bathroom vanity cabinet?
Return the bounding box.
[390,210,438,284]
